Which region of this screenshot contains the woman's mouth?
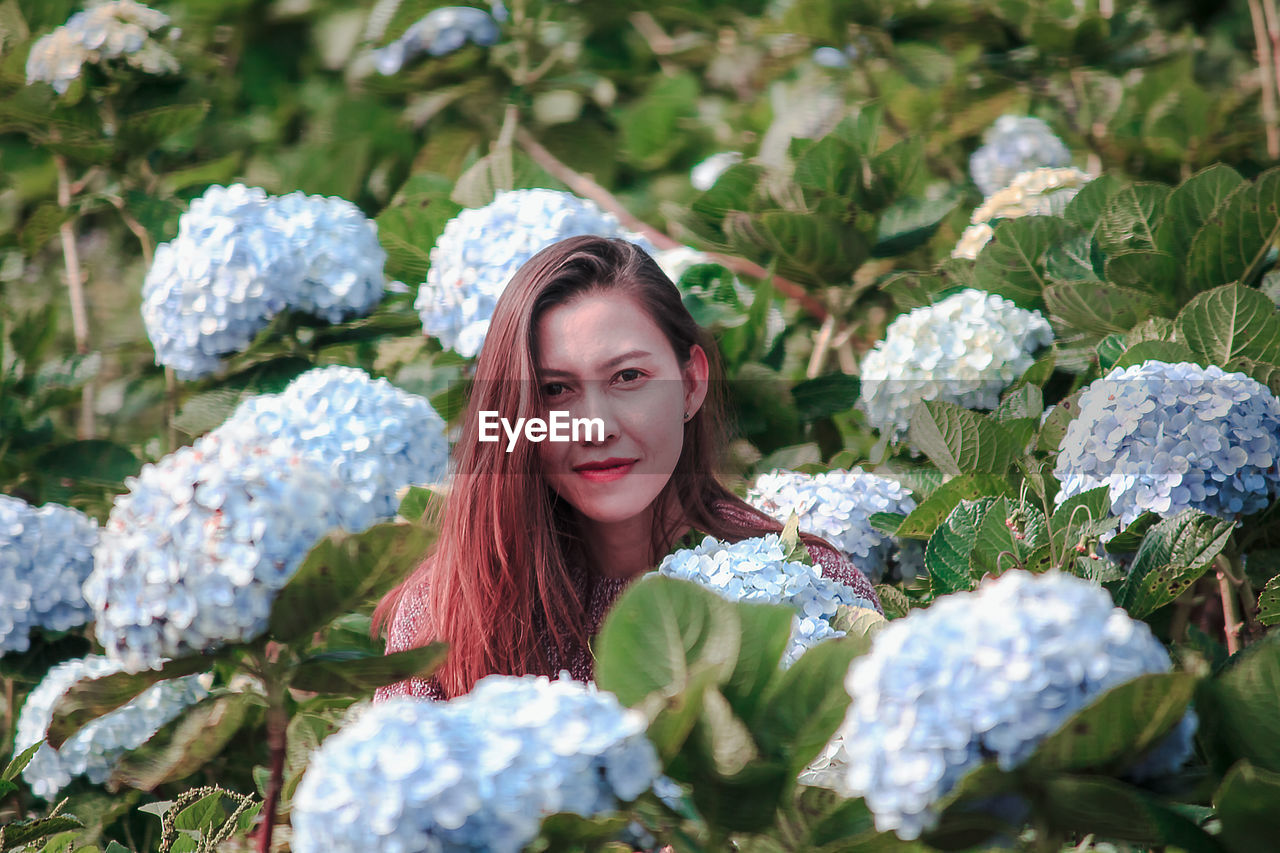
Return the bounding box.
[574,461,636,482]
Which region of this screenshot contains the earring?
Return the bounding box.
[683,410,691,421]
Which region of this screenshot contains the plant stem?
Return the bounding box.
[165,367,179,454]
[1249,0,1280,158]
[1216,558,1243,656]
[806,314,836,378]
[53,151,94,439]
[256,668,288,853]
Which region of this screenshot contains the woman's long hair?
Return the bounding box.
[371,234,844,698]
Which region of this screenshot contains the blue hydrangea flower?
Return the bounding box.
[830,569,1197,840]
[858,288,1053,443]
[690,152,743,192]
[746,467,924,584]
[0,495,99,657]
[13,654,210,799]
[217,366,450,528]
[1054,361,1280,526]
[415,189,655,358]
[657,534,879,667]
[26,0,177,94]
[291,675,661,853]
[970,115,1072,197]
[84,429,356,673]
[371,6,502,75]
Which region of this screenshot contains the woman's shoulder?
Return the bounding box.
[373,574,446,703]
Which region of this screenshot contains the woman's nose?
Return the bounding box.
[573,384,619,443]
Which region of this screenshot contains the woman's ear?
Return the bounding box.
[683,344,710,417]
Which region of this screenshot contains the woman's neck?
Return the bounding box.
[579,504,690,580]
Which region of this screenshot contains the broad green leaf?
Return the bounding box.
[268,521,437,643]
[617,72,699,170]
[1215,761,1280,853]
[173,356,313,436]
[758,637,867,773]
[974,217,1076,308]
[1044,234,1099,282]
[108,693,256,792]
[119,102,210,149]
[1177,284,1280,365]
[1225,356,1280,396]
[1118,510,1234,617]
[1113,340,1200,369]
[991,384,1043,422]
[0,817,86,850]
[875,584,913,619]
[529,813,633,851]
[969,496,1047,576]
[1258,576,1280,625]
[721,602,794,725]
[880,270,944,311]
[692,687,759,776]
[2,742,40,782]
[290,644,447,693]
[1096,183,1171,254]
[174,790,225,834]
[1044,280,1163,336]
[896,474,1015,539]
[1096,333,1126,370]
[872,191,961,257]
[1125,316,1177,346]
[1062,173,1128,234]
[1187,168,1280,291]
[397,485,445,523]
[1036,776,1225,852]
[907,401,1022,478]
[925,498,995,594]
[1104,250,1180,294]
[1196,636,1280,774]
[1105,511,1162,553]
[868,512,906,536]
[791,372,859,421]
[1156,163,1245,263]
[1025,673,1197,774]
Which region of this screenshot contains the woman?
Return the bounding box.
[372,235,881,702]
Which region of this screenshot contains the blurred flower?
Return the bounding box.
[14,654,210,799]
[291,675,660,853]
[829,570,1196,840]
[1054,360,1280,526]
[657,533,878,667]
[970,115,1072,197]
[952,167,1094,260]
[26,0,177,94]
[0,495,98,657]
[746,468,923,584]
[415,188,654,357]
[858,288,1053,442]
[370,5,502,75]
[690,152,743,191]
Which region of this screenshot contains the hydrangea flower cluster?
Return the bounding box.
[690,152,743,191]
[657,533,880,667]
[1054,360,1280,526]
[415,189,655,357]
[26,0,177,95]
[829,570,1197,840]
[0,496,99,656]
[13,654,211,799]
[371,6,503,74]
[142,184,387,379]
[969,115,1072,197]
[291,675,661,853]
[217,366,450,526]
[952,167,1094,260]
[745,468,923,584]
[858,288,1053,442]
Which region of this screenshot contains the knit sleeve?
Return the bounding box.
[806,540,883,615]
[373,579,446,703]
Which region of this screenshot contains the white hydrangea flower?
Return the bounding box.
[370,6,502,75]
[26,0,177,94]
[217,366,450,527]
[952,167,1094,260]
[690,152,743,191]
[746,468,923,584]
[414,189,655,358]
[13,654,210,799]
[969,115,1072,197]
[291,676,660,853]
[0,495,99,656]
[84,429,355,673]
[858,288,1053,442]
[830,570,1196,841]
[1055,360,1280,526]
[657,533,878,667]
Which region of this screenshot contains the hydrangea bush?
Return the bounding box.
[0,495,99,657]
[13,654,211,799]
[25,0,177,94]
[829,570,1197,840]
[414,188,655,357]
[291,676,661,853]
[657,533,880,666]
[969,115,1073,197]
[745,468,923,583]
[858,288,1054,442]
[1054,360,1280,525]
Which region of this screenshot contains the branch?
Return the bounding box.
[53,150,95,439]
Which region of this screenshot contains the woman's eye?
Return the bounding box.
[616,369,644,383]
[542,382,566,397]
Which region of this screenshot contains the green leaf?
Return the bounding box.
[896,474,1015,539]
[721,603,794,725]
[1118,510,1234,617]
[108,693,256,792]
[2,742,40,781]
[290,644,447,693]
[968,496,1047,576]
[47,655,212,749]
[872,191,961,257]
[778,510,813,567]
[174,790,224,834]
[268,521,438,643]
[1186,167,1280,291]
[1156,163,1245,263]
[758,637,868,774]
[1176,284,1280,365]
[528,813,632,851]
[973,217,1077,308]
[0,817,85,850]
[991,384,1044,422]
[1024,672,1198,774]
[925,498,994,594]
[730,210,869,290]
[1196,636,1280,774]
[1114,340,1200,369]
[617,72,699,170]
[173,356,313,436]
[694,687,759,776]
[1258,576,1280,626]
[791,373,859,421]
[19,202,70,255]
[1096,333,1126,370]
[1044,280,1163,336]
[397,485,444,523]
[1215,761,1280,853]
[867,512,905,537]
[1062,173,1128,234]
[1096,183,1171,254]
[1035,776,1225,852]
[907,401,1022,478]
[34,439,140,491]
[1104,250,1181,293]
[119,102,210,149]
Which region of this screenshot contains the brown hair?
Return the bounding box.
[371,234,841,697]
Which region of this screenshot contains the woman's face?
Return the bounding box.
[534,291,708,526]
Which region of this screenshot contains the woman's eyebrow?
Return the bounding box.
[539,349,652,378]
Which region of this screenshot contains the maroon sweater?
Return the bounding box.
[373,500,882,703]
